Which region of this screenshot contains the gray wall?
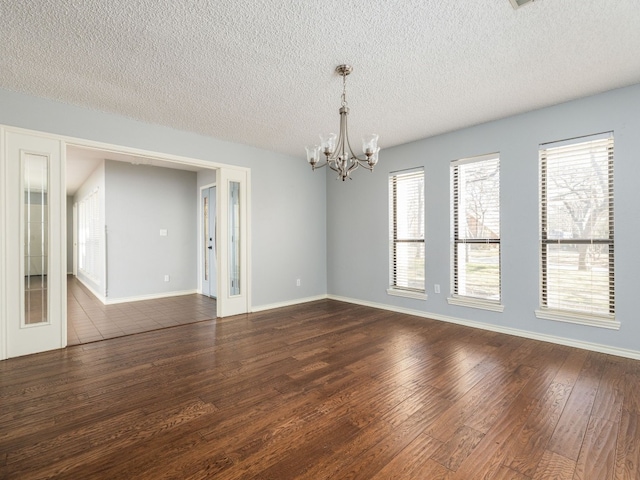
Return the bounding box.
[327,83,640,353]
[0,88,327,309]
[105,161,197,300]
[197,169,216,188]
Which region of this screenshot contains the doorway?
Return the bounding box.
[65,147,218,345]
[1,126,251,359]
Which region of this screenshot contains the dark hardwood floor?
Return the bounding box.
[1,299,639,479]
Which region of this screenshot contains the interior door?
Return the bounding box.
[202,186,217,298]
[3,130,66,358]
[217,168,249,317]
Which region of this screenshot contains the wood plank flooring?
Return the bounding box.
[1,299,639,479]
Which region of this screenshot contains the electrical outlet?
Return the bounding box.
[164,275,170,282]
[434,284,440,294]
[296,278,301,287]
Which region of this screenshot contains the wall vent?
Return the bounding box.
[509,0,534,8]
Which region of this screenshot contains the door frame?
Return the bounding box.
[1,124,251,359]
[0,128,6,361]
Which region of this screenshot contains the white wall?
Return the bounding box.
[0,88,327,309]
[327,83,640,355]
[105,160,197,300]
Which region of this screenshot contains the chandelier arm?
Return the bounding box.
[355,159,374,171]
[312,160,329,170]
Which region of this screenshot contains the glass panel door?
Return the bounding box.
[217,168,249,317]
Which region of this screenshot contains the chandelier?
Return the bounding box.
[305,65,380,181]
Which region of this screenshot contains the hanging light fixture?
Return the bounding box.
[305,65,380,181]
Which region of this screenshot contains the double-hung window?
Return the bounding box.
[537,132,617,328]
[449,154,502,311]
[388,168,425,299]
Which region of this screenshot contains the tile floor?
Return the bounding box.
[67,276,217,345]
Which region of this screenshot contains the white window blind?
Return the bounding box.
[389,169,425,293]
[539,133,614,320]
[451,154,500,303]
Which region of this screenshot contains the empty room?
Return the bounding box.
[1,1,640,479]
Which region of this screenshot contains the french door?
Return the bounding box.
[2,129,66,358]
[217,168,249,317]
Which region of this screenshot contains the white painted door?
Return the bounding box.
[201,186,217,298]
[3,130,66,358]
[217,168,249,317]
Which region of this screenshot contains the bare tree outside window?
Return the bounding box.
[540,134,614,317]
[451,155,500,302]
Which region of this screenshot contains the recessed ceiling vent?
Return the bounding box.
[509,0,534,8]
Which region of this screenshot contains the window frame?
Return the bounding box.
[535,132,618,329]
[448,153,503,312]
[387,168,426,300]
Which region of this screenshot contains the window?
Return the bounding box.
[388,169,425,299]
[537,132,616,328]
[449,154,502,311]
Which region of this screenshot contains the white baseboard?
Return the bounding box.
[104,289,199,305]
[76,277,107,304]
[327,294,640,361]
[251,294,328,313]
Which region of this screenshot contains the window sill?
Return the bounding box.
[535,309,620,330]
[447,296,504,312]
[387,288,427,301]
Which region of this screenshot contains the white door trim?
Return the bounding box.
[0,127,6,361]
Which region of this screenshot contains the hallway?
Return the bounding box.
[67,276,217,345]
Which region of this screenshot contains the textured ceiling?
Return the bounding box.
[1,0,640,157]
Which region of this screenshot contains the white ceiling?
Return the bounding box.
[1,1,640,158]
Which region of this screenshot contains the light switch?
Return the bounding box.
[160,229,168,236]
